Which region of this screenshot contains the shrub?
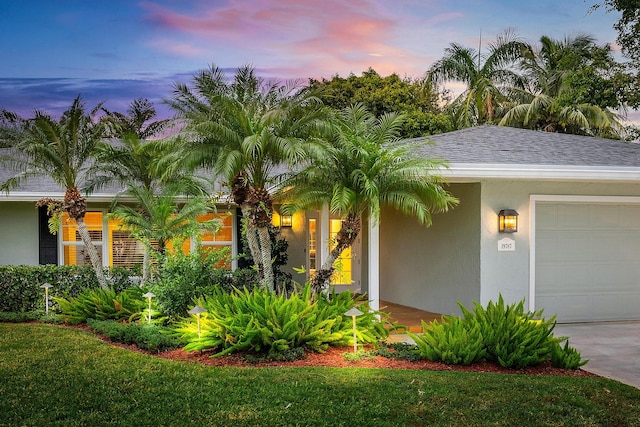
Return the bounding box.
[86,319,186,352]
[148,246,257,319]
[462,296,558,369]
[409,295,580,369]
[173,284,392,357]
[54,287,146,324]
[0,265,138,313]
[410,316,487,365]
[550,339,589,369]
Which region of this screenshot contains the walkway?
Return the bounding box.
[380,300,441,333]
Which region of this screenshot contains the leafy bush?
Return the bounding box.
[87,319,186,352]
[550,339,589,369]
[54,287,146,324]
[409,295,582,369]
[0,311,43,323]
[0,265,138,313]
[411,316,487,365]
[149,246,257,319]
[173,284,391,357]
[462,296,558,369]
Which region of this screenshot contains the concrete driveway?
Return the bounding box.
[554,321,640,389]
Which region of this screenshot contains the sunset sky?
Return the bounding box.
[0,0,623,120]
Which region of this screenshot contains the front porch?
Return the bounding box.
[381,300,442,334]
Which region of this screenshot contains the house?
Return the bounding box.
[3,125,640,323]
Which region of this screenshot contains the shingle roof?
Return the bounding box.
[415,125,640,167]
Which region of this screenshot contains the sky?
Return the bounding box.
[0,0,624,121]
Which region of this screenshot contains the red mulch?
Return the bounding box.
[64,324,595,378]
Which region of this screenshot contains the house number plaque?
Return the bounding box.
[498,237,515,251]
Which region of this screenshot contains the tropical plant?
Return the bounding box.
[101,97,171,140]
[428,30,530,127]
[54,287,146,324]
[108,184,220,283]
[281,104,457,293]
[500,34,624,137]
[0,96,110,288]
[166,64,327,292]
[173,283,390,357]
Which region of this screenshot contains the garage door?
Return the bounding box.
[535,201,640,322]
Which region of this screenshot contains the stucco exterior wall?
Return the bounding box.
[0,202,39,265]
[479,179,640,310]
[379,183,481,315]
[278,210,310,285]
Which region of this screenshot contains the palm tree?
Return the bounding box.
[101,98,171,140]
[109,184,219,258]
[0,96,109,288]
[280,104,458,293]
[428,30,529,127]
[166,65,327,292]
[500,34,623,137]
[86,99,205,283]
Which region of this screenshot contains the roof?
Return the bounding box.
[415,125,640,181]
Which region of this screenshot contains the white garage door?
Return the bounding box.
[535,201,640,322]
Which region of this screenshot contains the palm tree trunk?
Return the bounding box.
[257,226,275,292]
[141,249,150,286]
[311,215,361,294]
[240,205,264,281]
[75,217,109,289]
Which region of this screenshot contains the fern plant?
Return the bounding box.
[54,287,146,324]
[460,295,559,369]
[550,339,589,369]
[410,316,487,365]
[173,283,392,357]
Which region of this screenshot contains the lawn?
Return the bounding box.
[1,323,639,427]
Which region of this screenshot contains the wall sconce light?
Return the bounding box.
[280,215,293,228]
[498,209,519,233]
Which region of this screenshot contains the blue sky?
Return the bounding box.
[0,0,622,119]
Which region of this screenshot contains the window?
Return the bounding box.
[61,212,104,266]
[108,218,145,268]
[60,208,236,269]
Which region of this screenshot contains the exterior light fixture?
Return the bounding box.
[498,209,519,233]
[142,292,155,324]
[344,307,364,354]
[40,283,53,316]
[188,305,208,339]
[280,215,293,228]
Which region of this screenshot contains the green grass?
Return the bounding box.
[1,324,639,426]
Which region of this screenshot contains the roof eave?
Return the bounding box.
[443,163,640,182]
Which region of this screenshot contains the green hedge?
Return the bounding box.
[0,265,137,313]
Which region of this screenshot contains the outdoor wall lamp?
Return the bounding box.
[280,215,293,228]
[498,209,519,233]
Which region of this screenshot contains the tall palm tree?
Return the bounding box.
[166,65,327,292]
[500,34,623,137]
[86,99,205,283]
[101,98,171,140]
[428,31,529,127]
[0,96,109,288]
[280,104,458,293]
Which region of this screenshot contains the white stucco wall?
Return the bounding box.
[0,202,39,265]
[379,183,481,315]
[479,180,640,311]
